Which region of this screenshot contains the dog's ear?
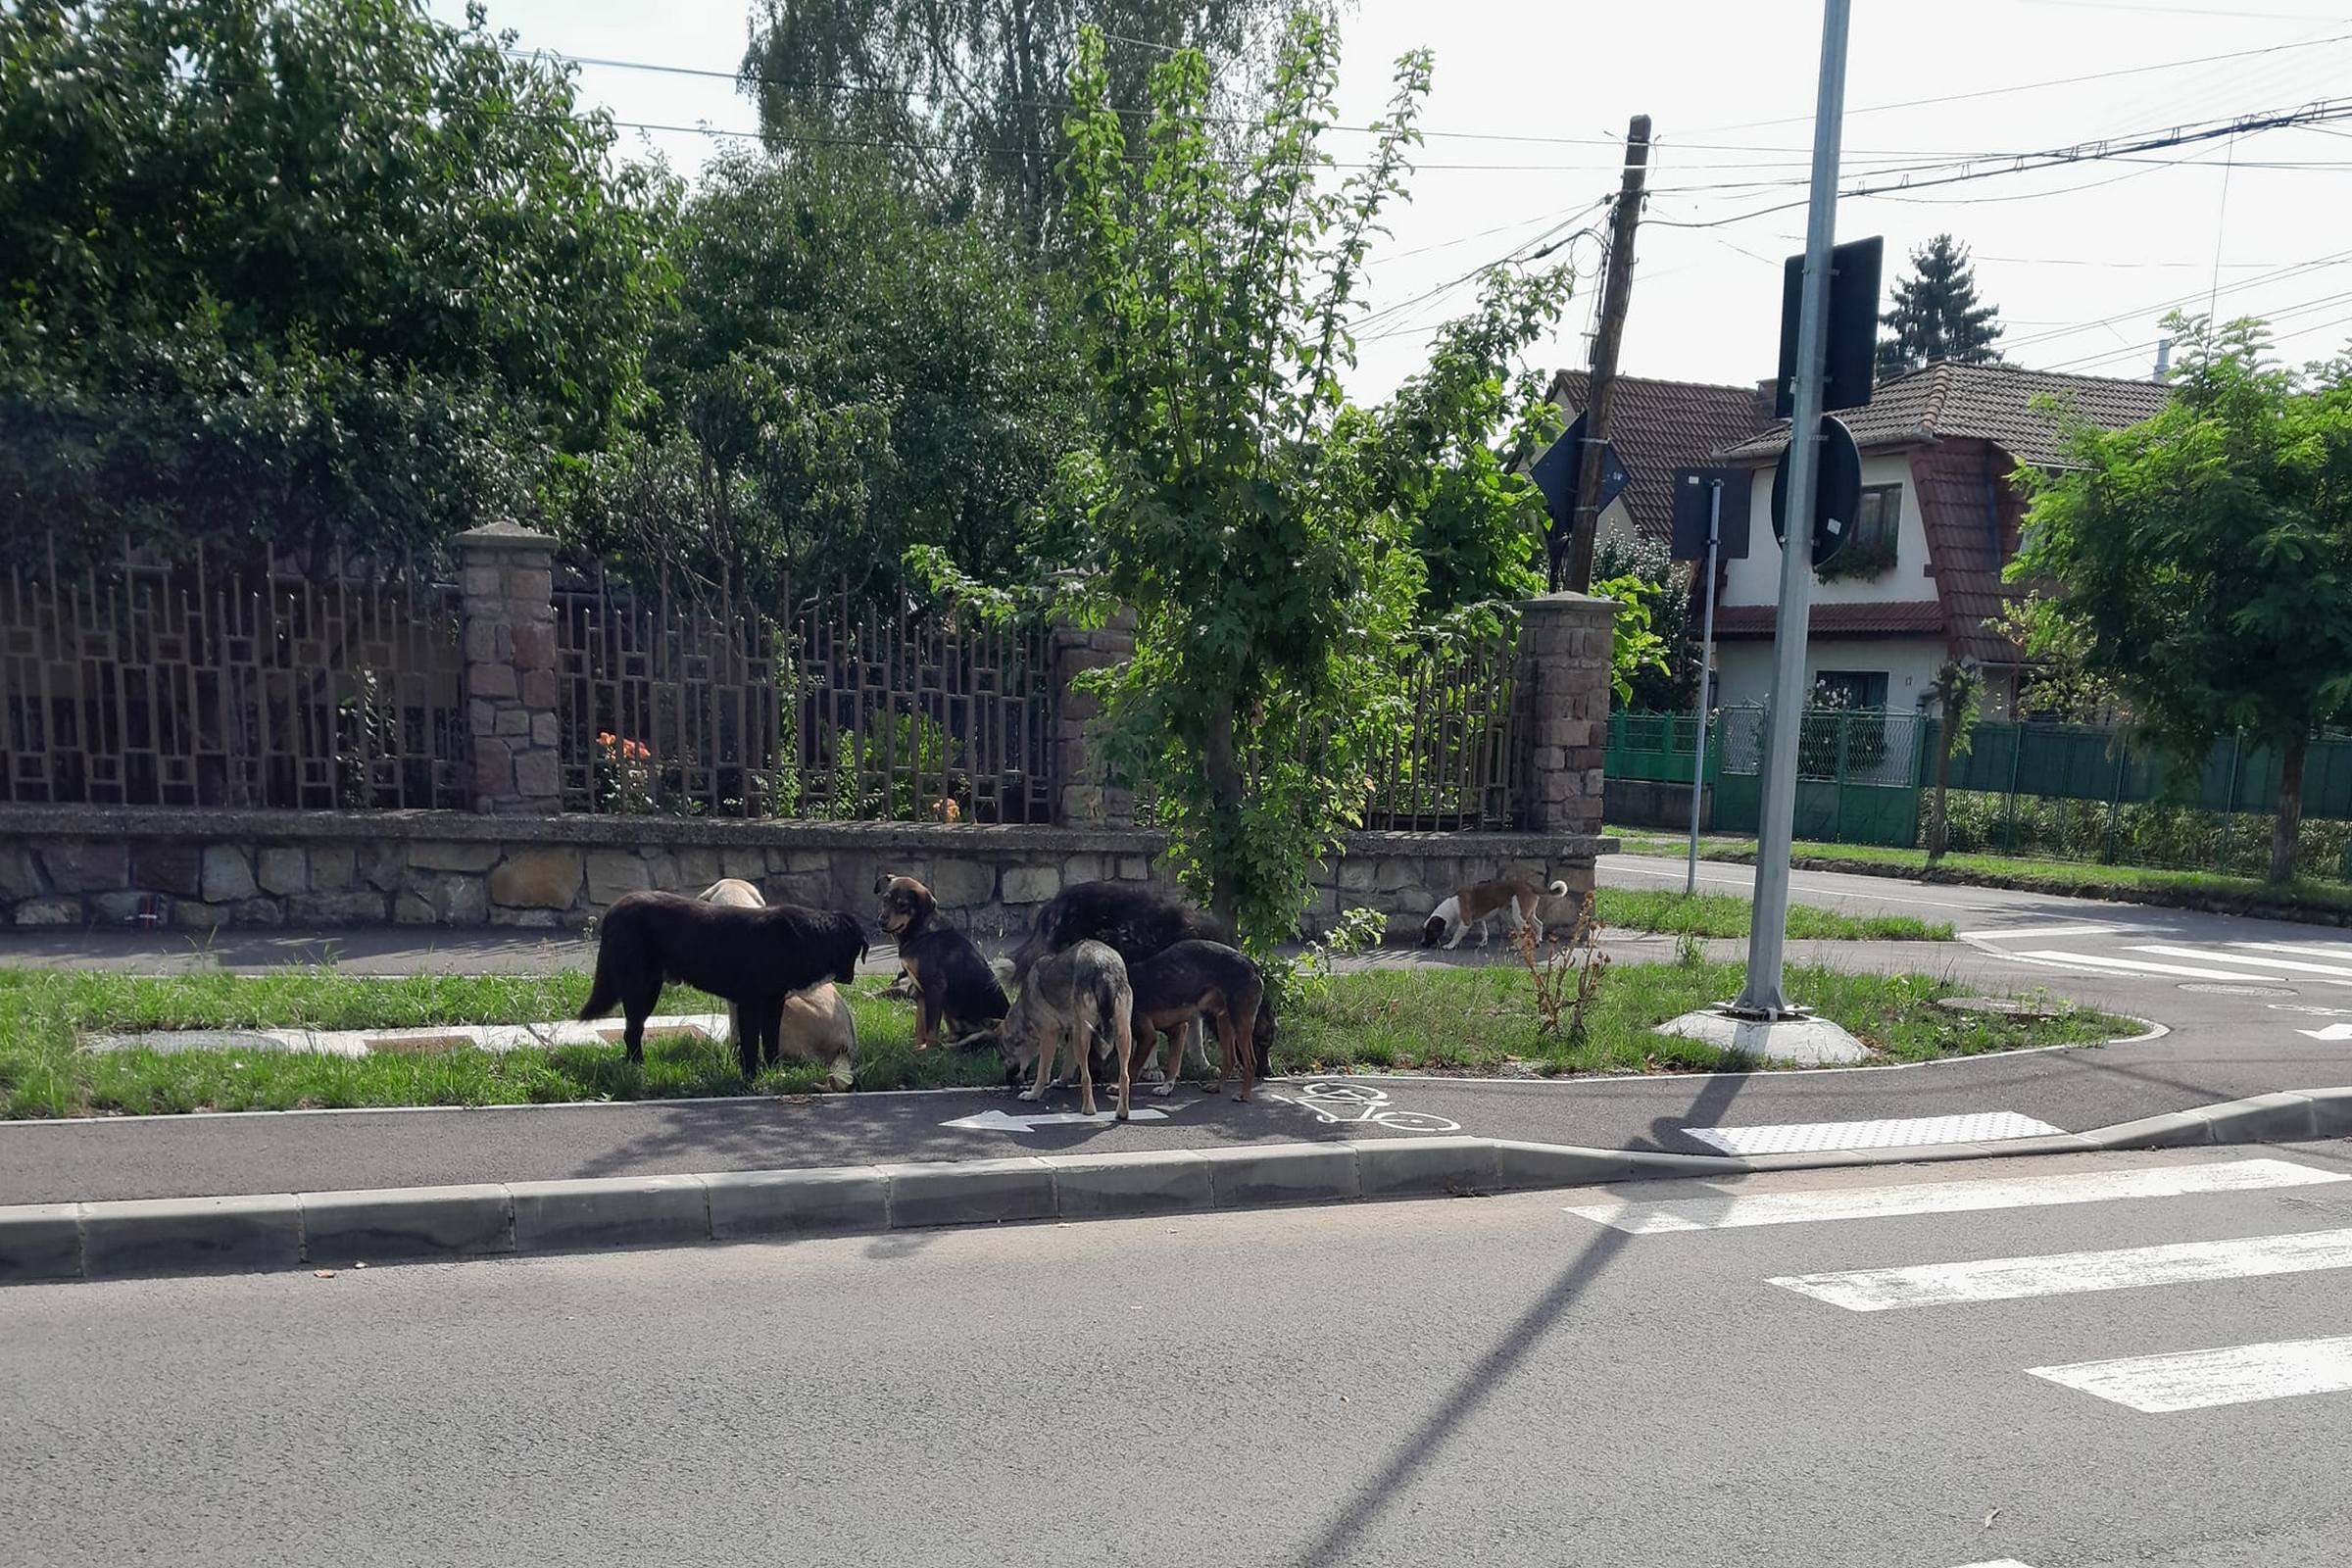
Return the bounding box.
[872,873,891,896]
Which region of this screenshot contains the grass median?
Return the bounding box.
[0,959,2131,1118]
[1609,826,2352,920]
[1592,886,1948,941]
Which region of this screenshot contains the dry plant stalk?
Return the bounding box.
[1516,893,1611,1040]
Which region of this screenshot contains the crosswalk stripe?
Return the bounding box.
[2133,945,2352,983]
[2017,949,2276,981]
[1562,1156,2346,1234]
[2240,942,2352,962]
[1683,1112,2062,1157]
[2029,1335,2352,1413]
[1957,923,2117,940]
[1772,1226,2352,1311]
[1954,1561,2039,1568]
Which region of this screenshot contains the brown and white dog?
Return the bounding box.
[1420,877,1572,951]
[700,879,858,1090]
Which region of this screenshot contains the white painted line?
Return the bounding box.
[2029,1335,2352,1413]
[2017,950,2277,982]
[2241,943,2352,962]
[942,1107,1172,1132]
[1954,1561,2040,1568]
[1684,1111,2063,1156]
[2299,1023,2352,1042]
[1773,1227,2352,1312]
[1563,1157,2347,1234]
[2133,945,2352,984]
[1957,923,2119,941]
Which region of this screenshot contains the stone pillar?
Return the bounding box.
[1516,593,1616,838]
[1051,610,1137,826]
[455,522,562,815]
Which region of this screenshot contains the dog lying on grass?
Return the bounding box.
[580,890,865,1078]
[874,874,1008,1051]
[997,939,1136,1120]
[1421,877,1571,951]
[1127,940,1267,1102]
[699,879,858,1091]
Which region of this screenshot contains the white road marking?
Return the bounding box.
[1563,1157,2346,1234]
[2017,950,2278,982]
[1954,1561,2040,1568]
[2300,1023,2352,1042]
[1956,923,2119,941]
[941,1107,1172,1132]
[1773,1227,2352,1312]
[1684,1112,2063,1157]
[2133,945,2352,984]
[2241,942,2352,962]
[2029,1335,2352,1413]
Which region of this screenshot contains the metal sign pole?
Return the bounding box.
[1686,480,1722,897]
[1734,0,1851,1018]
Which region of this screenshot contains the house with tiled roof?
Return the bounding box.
[1544,370,1776,546]
[1703,361,2170,717]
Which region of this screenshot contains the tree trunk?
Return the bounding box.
[1928,715,1956,864]
[2271,731,2309,885]
[1203,694,1243,938]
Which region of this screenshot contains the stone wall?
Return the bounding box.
[0,807,1612,943]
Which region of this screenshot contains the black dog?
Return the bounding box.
[874,874,1008,1051]
[1009,881,1278,1077]
[1129,940,1268,1102]
[579,891,866,1077]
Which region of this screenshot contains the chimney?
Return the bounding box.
[2153,336,2172,384]
[1755,377,1781,423]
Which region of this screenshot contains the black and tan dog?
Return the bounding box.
[580,890,866,1077]
[1011,880,1278,1076]
[874,873,1009,1051]
[1128,940,1267,1102]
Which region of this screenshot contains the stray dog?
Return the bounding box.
[999,940,1136,1120]
[580,890,865,1077]
[884,955,1013,1003]
[1008,879,1278,1080]
[874,874,1008,1050]
[700,879,858,1090]
[1127,940,1267,1102]
[1422,877,1572,951]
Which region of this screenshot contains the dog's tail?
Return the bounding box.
[1547,879,1570,899]
[578,940,621,1021]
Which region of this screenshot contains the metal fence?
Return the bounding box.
[0,543,468,809]
[1362,630,1523,831]
[554,568,1056,822]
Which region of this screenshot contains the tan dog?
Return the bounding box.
[1420,877,1572,951]
[699,879,858,1089]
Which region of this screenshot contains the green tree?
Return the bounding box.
[1876,234,2003,380]
[2012,314,2352,883]
[1922,658,1983,863]
[562,146,1087,609]
[741,0,1292,246]
[1592,532,1695,710]
[0,0,674,568]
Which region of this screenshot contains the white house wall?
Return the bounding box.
[1720,451,1937,610]
[1711,635,1950,713]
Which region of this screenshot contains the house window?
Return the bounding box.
[1851,484,1900,553]
[1813,670,1889,710]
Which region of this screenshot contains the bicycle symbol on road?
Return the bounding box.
[1267,1081,1461,1135]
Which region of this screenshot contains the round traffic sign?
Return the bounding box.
[1770,415,1862,566]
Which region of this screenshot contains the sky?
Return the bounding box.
[432,0,2352,403]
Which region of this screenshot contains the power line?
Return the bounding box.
[1685,29,2352,134]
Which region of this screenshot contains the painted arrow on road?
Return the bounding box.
[941,1106,1178,1132]
[2299,1024,2352,1041]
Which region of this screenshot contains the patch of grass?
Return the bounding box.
[0,960,2132,1117]
[1605,826,2352,919]
[1592,886,1949,942]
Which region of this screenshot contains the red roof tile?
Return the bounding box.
[1711,599,1948,638]
[1716,361,2170,468]
[1546,371,1776,542]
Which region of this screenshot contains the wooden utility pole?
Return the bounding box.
[1563,113,1652,592]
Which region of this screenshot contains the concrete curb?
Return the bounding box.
[10,1086,2352,1286]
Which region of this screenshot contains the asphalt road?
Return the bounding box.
[11,858,2352,1203]
[9,1142,2352,1567]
